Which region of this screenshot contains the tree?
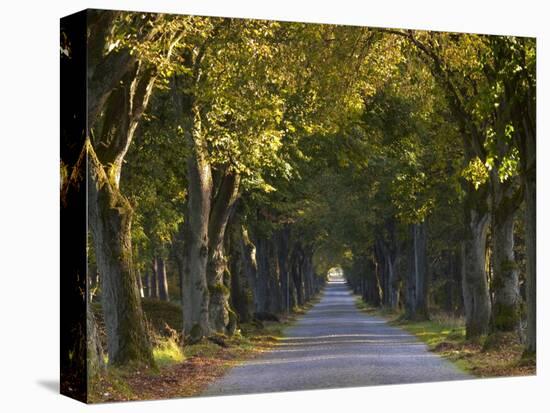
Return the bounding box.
[85,10,182,365]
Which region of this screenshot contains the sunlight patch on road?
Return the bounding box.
[275,339,424,347]
[240,353,438,367]
[279,333,412,340]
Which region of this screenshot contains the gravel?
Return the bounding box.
[203,278,471,396]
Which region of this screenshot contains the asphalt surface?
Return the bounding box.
[204,277,471,396]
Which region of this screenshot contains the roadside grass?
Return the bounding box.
[353,296,535,378]
[153,337,185,367]
[89,290,322,403]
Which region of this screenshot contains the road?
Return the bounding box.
[204,277,470,396]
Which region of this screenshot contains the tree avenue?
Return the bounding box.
[61,11,536,383]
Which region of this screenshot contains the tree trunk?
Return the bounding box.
[302,249,314,302]
[505,42,536,354]
[491,201,520,332]
[228,220,255,323]
[275,227,291,313]
[178,147,212,339]
[267,240,282,314]
[378,244,399,310]
[387,256,400,310]
[405,221,429,320]
[143,270,151,298]
[291,244,305,307]
[241,226,260,315]
[150,258,159,299]
[524,177,536,353]
[375,221,400,311]
[136,269,144,298]
[363,256,381,306]
[444,249,463,315]
[516,98,536,354]
[462,193,491,339]
[87,304,105,382]
[157,256,170,302]
[87,144,154,366]
[253,235,270,313]
[85,48,156,366]
[206,172,240,334]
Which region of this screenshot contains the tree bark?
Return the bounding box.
[87,143,154,366]
[87,303,105,382]
[136,269,144,298]
[275,227,291,313]
[375,223,400,311]
[228,220,255,323]
[241,226,260,314]
[490,179,521,332]
[206,172,240,334]
[514,85,536,354]
[253,235,269,313]
[302,248,315,302]
[290,244,306,307]
[461,188,491,339]
[143,270,151,298]
[150,258,159,299]
[178,142,212,339]
[157,256,170,302]
[267,239,283,314]
[171,78,213,340]
[360,255,381,307]
[524,176,536,353]
[405,221,429,320]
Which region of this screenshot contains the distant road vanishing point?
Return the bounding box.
[204,277,471,396]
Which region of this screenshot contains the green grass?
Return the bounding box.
[393,319,466,349]
[353,296,465,348]
[153,337,185,367]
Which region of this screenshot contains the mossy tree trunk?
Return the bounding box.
[86,50,156,366]
[87,143,154,366]
[178,133,212,339]
[87,303,105,383]
[461,184,491,340]
[206,172,241,334]
[228,218,255,323]
[490,172,522,332]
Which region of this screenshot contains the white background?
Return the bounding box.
[0,0,548,411]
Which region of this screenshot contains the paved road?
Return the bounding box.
[204,278,470,396]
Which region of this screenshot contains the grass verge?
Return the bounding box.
[353,296,535,378]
